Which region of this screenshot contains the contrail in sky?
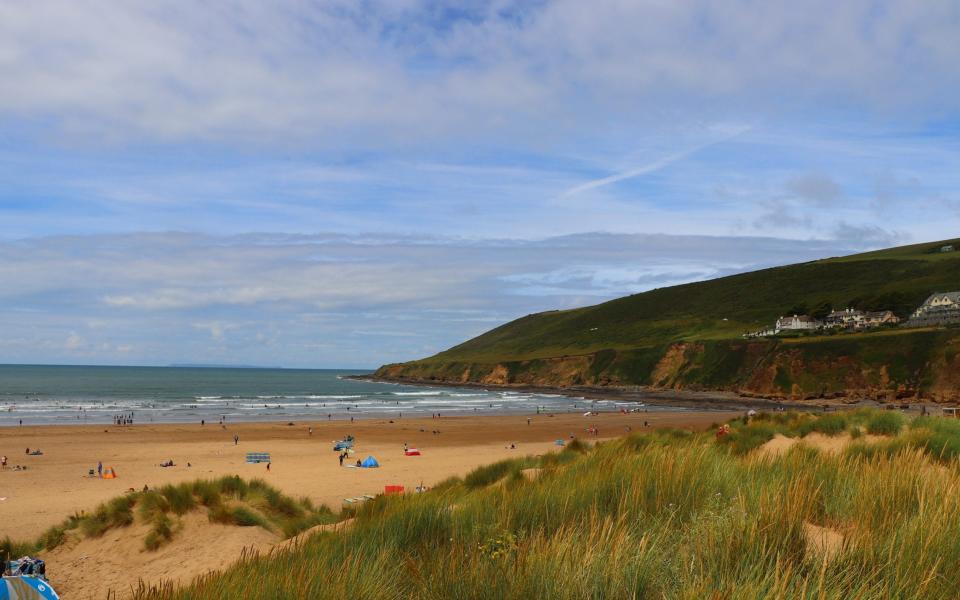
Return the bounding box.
[560,125,752,198]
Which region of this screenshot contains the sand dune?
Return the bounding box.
[44,512,279,599]
[757,431,886,457]
[0,411,724,598]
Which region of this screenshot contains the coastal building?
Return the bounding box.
[775,314,821,333]
[906,291,960,326]
[861,310,900,328]
[824,308,864,329]
[940,244,955,253]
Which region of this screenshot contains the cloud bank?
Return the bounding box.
[0,231,901,367]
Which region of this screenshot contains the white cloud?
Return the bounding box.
[64,331,84,351]
[0,230,904,367]
[0,1,956,145]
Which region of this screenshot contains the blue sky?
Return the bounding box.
[0,1,958,368]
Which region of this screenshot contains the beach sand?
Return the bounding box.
[2,410,728,598]
[0,410,727,542]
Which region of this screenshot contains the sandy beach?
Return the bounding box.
[0,410,728,541]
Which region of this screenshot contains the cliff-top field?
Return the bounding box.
[130,409,960,600]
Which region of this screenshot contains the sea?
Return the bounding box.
[0,365,683,426]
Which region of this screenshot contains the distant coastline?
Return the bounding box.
[167,363,285,369]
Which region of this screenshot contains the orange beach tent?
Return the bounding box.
[102,467,117,479]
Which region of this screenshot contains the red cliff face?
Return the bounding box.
[375,330,960,403]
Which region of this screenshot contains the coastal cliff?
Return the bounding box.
[375,329,960,402]
[376,238,960,403]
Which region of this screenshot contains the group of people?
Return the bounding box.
[113,413,135,425]
[0,449,41,471]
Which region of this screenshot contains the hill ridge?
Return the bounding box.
[376,238,960,401]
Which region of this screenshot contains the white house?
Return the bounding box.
[775,314,820,333]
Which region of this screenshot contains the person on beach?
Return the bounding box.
[97,461,103,478]
[266,462,271,472]
[308,427,313,436]
[339,453,344,467]
[1,456,6,470]
[201,419,205,426]
[527,418,531,426]
[233,434,239,445]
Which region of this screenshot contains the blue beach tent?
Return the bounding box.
[360,456,380,468]
[0,577,60,600]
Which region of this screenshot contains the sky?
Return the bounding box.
[1,1,958,368]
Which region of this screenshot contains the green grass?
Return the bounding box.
[463,457,535,489]
[797,413,849,436]
[6,476,339,555]
[867,411,906,435]
[127,409,960,600]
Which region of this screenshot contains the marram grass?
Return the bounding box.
[0,475,336,555]
[127,409,960,600]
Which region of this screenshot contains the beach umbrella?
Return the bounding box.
[0,577,60,600]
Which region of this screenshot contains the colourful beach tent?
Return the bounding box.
[404,448,420,456]
[102,467,117,479]
[360,456,380,468]
[0,577,60,600]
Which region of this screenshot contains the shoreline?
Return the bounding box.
[347,374,850,412]
[353,373,960,414]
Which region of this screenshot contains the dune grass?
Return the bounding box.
[3,476,338,555]
[128,409,960,600]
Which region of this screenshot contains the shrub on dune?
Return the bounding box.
[867,411,906,435]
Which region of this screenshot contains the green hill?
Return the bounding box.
[376,238,960,400]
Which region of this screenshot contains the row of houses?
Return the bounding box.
[744,291,960,338]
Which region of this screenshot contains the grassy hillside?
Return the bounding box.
[132,409,960,599]
[377,238,960,398]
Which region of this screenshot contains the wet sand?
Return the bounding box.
[0,410,730,541]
